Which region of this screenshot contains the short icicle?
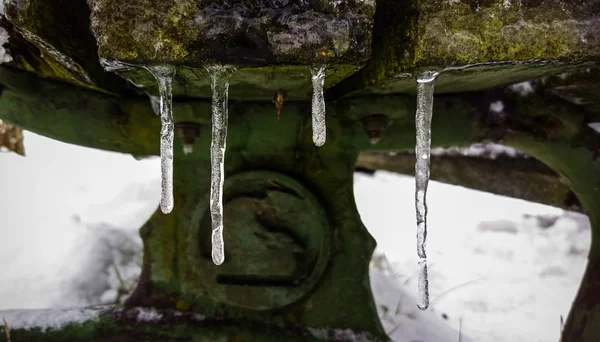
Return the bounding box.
[310,65,327,147]
[148,66,176,214]
[205,65,236,266]
[414,70,439,311]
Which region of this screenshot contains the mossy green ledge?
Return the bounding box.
[88,0,375,100]
[332,0,600,97]
[2,0,131,94]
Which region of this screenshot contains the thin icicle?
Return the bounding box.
[205,64,236,266]
[148,66,176,215]
[414,70,439,311]
[310,65,326,147]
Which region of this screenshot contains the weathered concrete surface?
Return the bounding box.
[88,0,375,100]
[333,0,600,97]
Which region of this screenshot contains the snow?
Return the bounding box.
[0,307,108,331]
[0,27,12,64]
[0,133,589,342]
[134,307,163,322]
[0,132,159,309]
[430,143,523,159]
[588,122,600,134]
[489,101,505,113]
[509,82,535,96]
[356,171,589,342]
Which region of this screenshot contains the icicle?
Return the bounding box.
[310,65,327,147]
[205,64,236,266]
[147,66,176,215]
[414,70,439,311]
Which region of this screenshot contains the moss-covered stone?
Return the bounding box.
[2,0,131,93]
[88,0,374,99]
[332,0,600,97]
[0,17,99,91]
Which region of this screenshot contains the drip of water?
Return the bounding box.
[148,66,176,215]
[205,64,236,266]
[310,65,327,147]
[414,70,439,311]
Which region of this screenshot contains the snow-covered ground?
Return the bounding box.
[0,132,590,342]
[357,172,588,342]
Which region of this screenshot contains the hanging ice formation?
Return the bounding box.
[205,65,236,266]
[310,65,327,147]
[414,70,439,311]
[148,66,176,215]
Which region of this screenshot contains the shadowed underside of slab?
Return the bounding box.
[332,0,600,97]
[108,62,363,101]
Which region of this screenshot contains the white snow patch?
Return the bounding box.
[489,101,505,113]
[0,132,159,310]
[371,268,472,342]
[306,327,373,342]
[509,81,535,96]
[0,27,13,63]
[183,144,194,155]
[0,307,108,331]
[356,171,589,342]
[135,307,163,322]
[588,122,600,134]
[430,143,523,159]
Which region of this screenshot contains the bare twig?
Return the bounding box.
[3,317,10,342]
[458,317,462,342]
[386,323,401,337]
[113,263,127,291]
[559,315,564,342]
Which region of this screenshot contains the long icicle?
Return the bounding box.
[310,65,327,147]
[148,66,176,214]
[205,65,236,266]
[414,70,439,311]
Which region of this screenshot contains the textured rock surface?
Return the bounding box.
[2,0,130,93]
[88,0,375,99]
[333,0,600,96]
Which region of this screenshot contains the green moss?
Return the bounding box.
[414,2,587,66]
[115,63,363,100]
[331,0,600,97]
[5,0,130,93]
